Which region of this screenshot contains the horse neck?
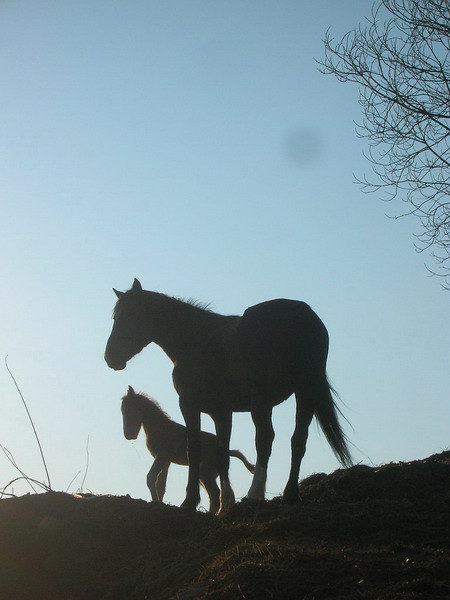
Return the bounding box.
[143,291,225,363]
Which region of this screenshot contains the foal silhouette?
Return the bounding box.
[121,386,255,514]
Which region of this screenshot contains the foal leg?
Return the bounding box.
[200,475,221,515]
[247,405,274,500]
[155,462,170,501]
[179,398,201,511]
[147,456,169,502]
[282,391,314,504]
[213,412,236,510]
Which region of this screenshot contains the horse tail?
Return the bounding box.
[229,449,256,474]
[312,375,353,468]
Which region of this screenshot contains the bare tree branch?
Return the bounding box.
[318,0,450,287]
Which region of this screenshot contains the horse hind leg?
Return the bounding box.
[283,391,314,504]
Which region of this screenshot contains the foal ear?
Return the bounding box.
[113,288,124,299]
[128,385,135,395]
[132,278,143,292]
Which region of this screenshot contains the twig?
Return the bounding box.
[4,356,52,490]
[80,434,90,492]
[0,476,50,499]
[0,444,38,493]
[65,471,81,493]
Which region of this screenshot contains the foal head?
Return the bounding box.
[121,385,144,440]
[105,278,152,371]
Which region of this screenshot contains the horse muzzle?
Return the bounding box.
[111,363,127,371]
[104,353,127,371]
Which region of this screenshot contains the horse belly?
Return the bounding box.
[200,380,254,413]
[204,368,292,413]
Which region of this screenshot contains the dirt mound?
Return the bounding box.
[298,450,450,502]
[1,451,449,599]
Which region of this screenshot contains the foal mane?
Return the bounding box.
[128,389,172,420]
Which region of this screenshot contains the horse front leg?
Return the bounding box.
[282,392,314,504]
[180,397,201,511]
[213,411,235,511]
[247,405,274,500]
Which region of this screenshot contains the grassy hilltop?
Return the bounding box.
[1,451,449,599]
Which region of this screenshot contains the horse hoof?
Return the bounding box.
[220,489,236,508]
[246,490,265,501]
[180,499,198,512]
[283,486,299,504]
[283,494,299,506]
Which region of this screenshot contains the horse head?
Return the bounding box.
[104,278,152,370]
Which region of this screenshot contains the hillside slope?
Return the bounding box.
[1,451,449,599]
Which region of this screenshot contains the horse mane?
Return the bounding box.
[112,290,213,319]
[176,297,212,312]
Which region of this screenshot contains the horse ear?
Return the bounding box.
[128,385,135,394]
[132,278,143,292]
[113,288,124,299]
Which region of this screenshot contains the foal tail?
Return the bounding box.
[229,449,256,474]
[313,376,353,468]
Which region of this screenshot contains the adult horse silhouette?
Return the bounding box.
[121,385,255,514]
[105,279,352,512]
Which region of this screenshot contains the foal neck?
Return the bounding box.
[139,396,172,431]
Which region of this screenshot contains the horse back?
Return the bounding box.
[173,300,329,411]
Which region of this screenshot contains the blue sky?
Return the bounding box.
[1,1,448,508]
